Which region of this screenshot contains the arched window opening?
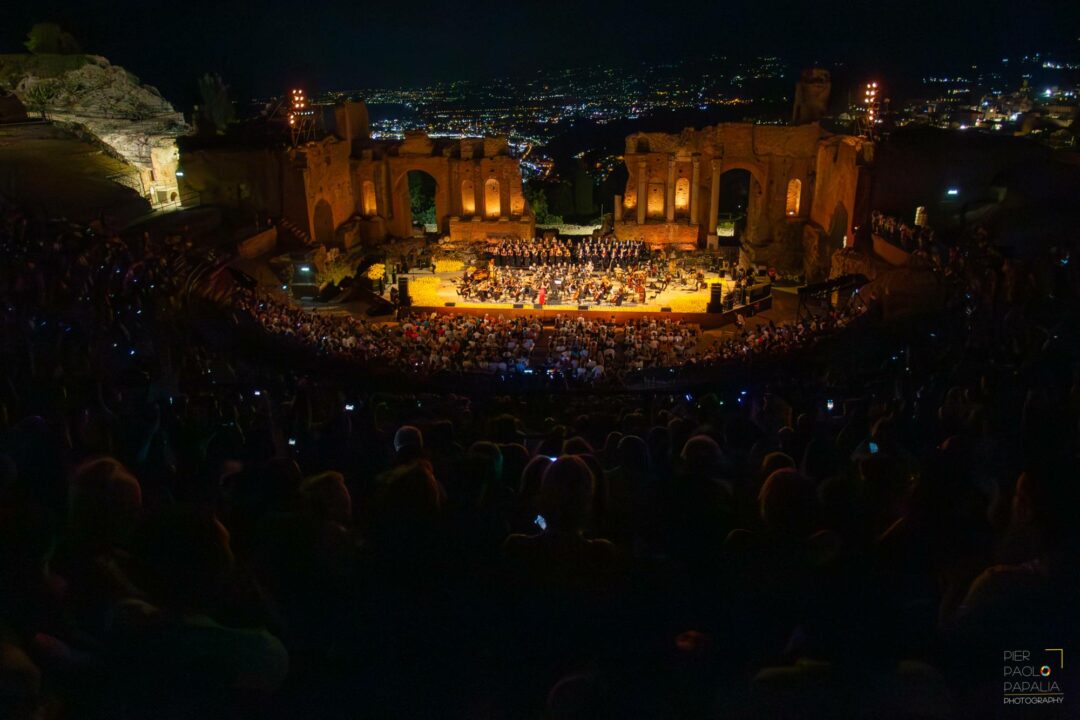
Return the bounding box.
[362,180,378,216]
[484,178,501,218]
[786,178,802,216]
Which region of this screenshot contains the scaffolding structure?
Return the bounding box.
[287,88,317,147]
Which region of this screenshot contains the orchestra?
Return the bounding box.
[452,236,723,307]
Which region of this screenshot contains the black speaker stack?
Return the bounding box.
[706,282,724,313]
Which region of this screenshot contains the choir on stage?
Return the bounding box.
[454,236,714,307]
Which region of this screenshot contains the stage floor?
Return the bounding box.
[396,270,736,314]
[376,270,772,329]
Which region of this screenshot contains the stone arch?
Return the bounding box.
[387,162,448,238]
[406,170,438,235]
[313,199,334,244]
[484,178,501,218]
[717,168,753,214]
[785,178,802,216]
[461,178,476,216]
[718,162,767,243]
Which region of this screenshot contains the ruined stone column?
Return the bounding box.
[474,172,483,219]
[665,158,676,222]
[500,168,511,219]
[636,159,647,225]
[613,194,622,223]
[690,156,700,226]
[708,159,721,235]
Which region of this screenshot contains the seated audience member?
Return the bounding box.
[947,461,1080,716]
[503,456,617,593]
[392,424,425,464]
[54,458,144,634]
[108,507,288,715]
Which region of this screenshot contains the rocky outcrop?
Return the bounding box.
[0,54,188,205]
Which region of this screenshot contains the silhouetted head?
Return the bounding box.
[68,457,142,549]
[759,468,816,537]
[134,506,234,612]
[300,471,352,526]
[519,455,553,498]
[680,434,722,477]
[562,436,594,457]
[615,434,650,474]
[394,425,423,453]
[538,456,595,532]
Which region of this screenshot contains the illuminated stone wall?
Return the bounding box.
[288,137,355,244]
[180,127,533,246]
[802,135,873,280]
[355,134,532,241]
[614,123,869,274]
[449,216,535,242]
[615,123,822,250]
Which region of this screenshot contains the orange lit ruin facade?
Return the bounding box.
[177,101,533,247]
[179,88,869,279]
[613,123,873,278]
[350,132,532,243]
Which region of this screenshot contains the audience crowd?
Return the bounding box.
[872,210,937,253]
[236,289,866,385]
[2,199,1078,719]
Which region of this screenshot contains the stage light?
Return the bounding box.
[947,188,959,196]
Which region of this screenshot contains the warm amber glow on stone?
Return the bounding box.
[362,180,377,216]
[484,178,501,218]
[461,179,475,215]
[786,178,801,216]
[675,177,690,210]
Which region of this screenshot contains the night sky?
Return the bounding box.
[3,0,1078,108]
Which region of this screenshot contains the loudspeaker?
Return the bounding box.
[398,277,410,306]
[512,303,524,309]
[533,304,543,310]
[578,305,589,311]
[444,302,456,307]
[660,307,672,312]
[710,283,723,304]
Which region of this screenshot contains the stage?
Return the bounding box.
[392,270,771,329]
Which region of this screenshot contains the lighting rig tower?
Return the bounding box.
[288,88,317,146]
[857,81,881,139]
